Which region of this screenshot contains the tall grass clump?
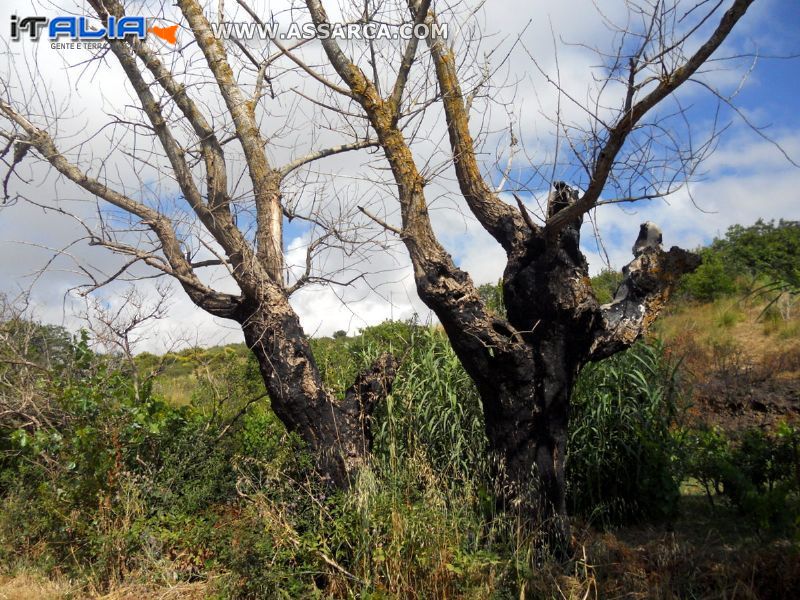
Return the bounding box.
[216,321,518,597]
[567,340,685,526]
[372,324,488,483]
[310,319,488,482]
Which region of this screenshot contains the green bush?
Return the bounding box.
[310,320,418,398]
[0,330,291,588]
[680,219,800,303]
[590,269,624,304]
[683,423,800,533]
[680,248,737,302]
[477,280,505,316]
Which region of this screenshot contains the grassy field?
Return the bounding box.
[2,221,798,598]
[0,489,795,599]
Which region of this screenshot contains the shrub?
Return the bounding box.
[679,219,800,303]
[0,330,291,588]
[477,280,505,317]
[590,269,624,304]
[680,249,737,302]
[683,423,800,533]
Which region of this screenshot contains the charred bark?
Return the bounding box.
[237,297,397,487]
[448,184,698,549]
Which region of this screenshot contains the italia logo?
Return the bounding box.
[10,15,178,44]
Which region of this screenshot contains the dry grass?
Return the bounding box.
[0,572,75,600]
[562,497,800,600]
[655,296,800,378]
[0,572,211,600]
[96,581,210,599]
[151,374,197,406]
[504,490,800,600]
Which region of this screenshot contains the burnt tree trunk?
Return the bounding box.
[236,294,397,487]
[424,185,699,548]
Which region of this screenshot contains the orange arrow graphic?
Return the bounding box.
[148,24,178,44]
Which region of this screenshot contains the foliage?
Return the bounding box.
[567,341,685,525]
[682,423,800,533]
[724,219,800,291]
[0,319,72,370]
[310,319,418,398]
[681,219,800,302]
[373,324,488,482]
[477,280,505,317]
[680,247,738,302]
[0,327,292,588]
[589,269,624,304]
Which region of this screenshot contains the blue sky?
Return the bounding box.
[1,0,799,349]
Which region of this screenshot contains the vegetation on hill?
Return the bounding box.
[0,219,799,598]
[679,219,800,303]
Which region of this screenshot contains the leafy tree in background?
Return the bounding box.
[589,270,625,305]
[477,281,505,317]
[681,219,800,302]
[680,248,738,302]
[725,220,800,291]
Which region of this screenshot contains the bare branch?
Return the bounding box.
[0,99,242,319]
[279,140,380,179]
[387,0,433,123]
[546,0,756,235]
[357,205,404,237]
[422,6,531,250]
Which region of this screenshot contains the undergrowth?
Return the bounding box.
[1,318,798,598]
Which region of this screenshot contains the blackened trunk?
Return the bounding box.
[472,332,578,551]
[431,297,580,550]
[434,184,697,551]
[479,192,696,553]
[237,298,396,487]
[474,188,591,546]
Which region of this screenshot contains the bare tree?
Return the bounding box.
[81,284,175,402]
[0,0,776,543]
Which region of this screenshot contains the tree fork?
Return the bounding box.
[238,299,398,487]
[469,183,700,550]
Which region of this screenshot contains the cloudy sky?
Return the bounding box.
[0,0,798,353]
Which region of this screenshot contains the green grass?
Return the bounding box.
[3,292,800,597]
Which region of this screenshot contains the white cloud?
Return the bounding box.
[1,0,797,353]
